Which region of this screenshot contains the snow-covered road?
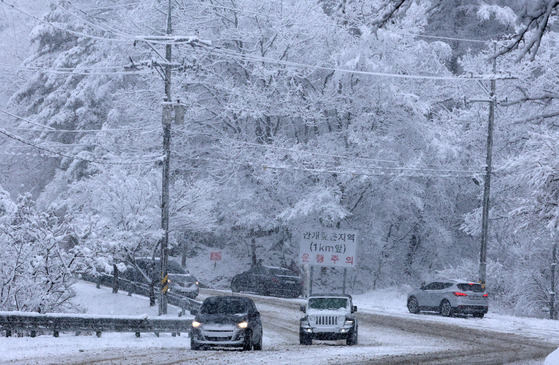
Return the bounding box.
[2,282,559,364]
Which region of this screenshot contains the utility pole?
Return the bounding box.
[551,242,557,319]
[128,1,208,317]
[159,0,173,316]
[479,43,497,289]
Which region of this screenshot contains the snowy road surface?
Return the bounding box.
[1,283,559,364]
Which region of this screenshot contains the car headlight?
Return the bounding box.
[192,320,202,328]
[344,319,354,325]
[237,321,248,329]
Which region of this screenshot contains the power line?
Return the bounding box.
[0,0,132,44]
[172,153,480,179]
[171,149,482,176]
[0,127,163,165]
[0,64,150,75]
[60,1,140,40]
[9,143,100,148]
[228,140,401,164]
[383,29,490,44]
[0,108,159,135]
[1,1,210,47]
[0,107,55,130]
[200,139,485,174]
[77,2,141,12]
[203,46,514,81]
[2,126,159,134]
[2,1,509,81]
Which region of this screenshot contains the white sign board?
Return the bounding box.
[299,228,358,268]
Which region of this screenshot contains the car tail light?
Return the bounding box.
[483,293,488,297]
[452,292,467,297]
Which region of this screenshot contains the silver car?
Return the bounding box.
[407,280,488,318]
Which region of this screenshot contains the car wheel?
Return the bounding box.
[346,328,358,346]
[440,300,453,317]
[407,297,420,314]
[299,331,312,345]
[242,330,252,351]
[253,330,263,350]
[190,337,200,351]
[473,312,485,319]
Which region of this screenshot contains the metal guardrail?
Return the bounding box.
[0,274,204,338]
[80,273,202,313]
[0,311,192,338]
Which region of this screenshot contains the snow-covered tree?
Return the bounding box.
[0,188,76,312]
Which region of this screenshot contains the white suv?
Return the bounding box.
[299,294,358,346]
[407,280,489,318]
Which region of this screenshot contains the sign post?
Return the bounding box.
[210,251,222,269]
[299,228,358,296]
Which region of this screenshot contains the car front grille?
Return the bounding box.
[202,329,236,341]
[315,316,338,326]
[205,336,233,342]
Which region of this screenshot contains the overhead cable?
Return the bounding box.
[0,64,150,75]
[0,127,163,165]
[0,107,55,130]
[204,46,514,81]
[3,125,159,134]
[172,154,480,179]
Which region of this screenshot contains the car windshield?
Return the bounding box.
[201,298,248,314]
[309,297,348,310]
[457,283,485,292]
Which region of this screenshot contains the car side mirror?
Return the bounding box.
[352,305,357,313]
[300,305,306,313]
[250,311,260,318]
[190,309,198,315]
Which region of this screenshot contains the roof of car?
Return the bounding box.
[202,295,255,304]
[447,279,480,284]
[309,293,352,299]
[425,279,479,284]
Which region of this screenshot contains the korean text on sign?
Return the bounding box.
[299,228,358,268]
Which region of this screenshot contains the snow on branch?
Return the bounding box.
[496,0,559,61]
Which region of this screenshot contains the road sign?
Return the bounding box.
[210,251,222,261]
[299,229,358,268]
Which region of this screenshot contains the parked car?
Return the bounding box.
[190,296,263,351]
[407,279,489,318]
[230,265,303,298]
[299,293,358,346]
[123,257,199,299]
